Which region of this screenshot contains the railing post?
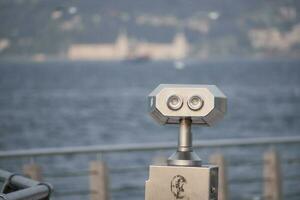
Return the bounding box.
[209,153,228,200]
[89,161,110,200]
[23,163,43,181]
[263,149,282,200]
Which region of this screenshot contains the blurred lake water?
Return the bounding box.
[0,60,299,199]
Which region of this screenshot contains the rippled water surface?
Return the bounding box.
[0,60,299,199]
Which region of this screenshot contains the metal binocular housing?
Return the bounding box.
[148,84,227,166]
[148,84,227,126]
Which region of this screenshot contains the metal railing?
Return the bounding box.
[0,136,299,158]
[0,136,300,200]
[0,169,53,200]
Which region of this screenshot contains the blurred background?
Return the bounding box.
[0,0,300,200]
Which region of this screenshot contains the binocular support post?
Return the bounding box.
[167,118,202,166]
[178,118,192,152]
[146,84,226,200]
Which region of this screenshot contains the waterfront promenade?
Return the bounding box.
[1,136,299,200]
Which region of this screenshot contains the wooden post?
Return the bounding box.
[89,161,110,200]
[263,149,282,200]
[23,163,42,181]
[210,153,228,200]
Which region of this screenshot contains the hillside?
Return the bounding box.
[0,0,299,59]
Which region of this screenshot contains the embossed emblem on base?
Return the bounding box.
[170,175,187,199]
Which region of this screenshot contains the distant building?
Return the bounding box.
[248,24,300,51]
[67,32,189,60]
[68,32,129,60]
[133,33,189,60]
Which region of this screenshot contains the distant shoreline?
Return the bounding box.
[0,56,299,64]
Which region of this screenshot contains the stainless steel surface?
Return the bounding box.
[0,169,52,200]
[178,119,192,152]
[148,84,227,167]
[0,170,38,188]
[0,136,299,158]
[148,84,227,125]
[167,151,202,166]
[145,165,218,200]
[146,84,224,199]
[2,185,50,200]
[167,118,202,166]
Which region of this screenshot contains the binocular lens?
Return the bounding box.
[167,95,183,110]
[188,95,204,111]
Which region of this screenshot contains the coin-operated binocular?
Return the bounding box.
[145,84,227,200]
